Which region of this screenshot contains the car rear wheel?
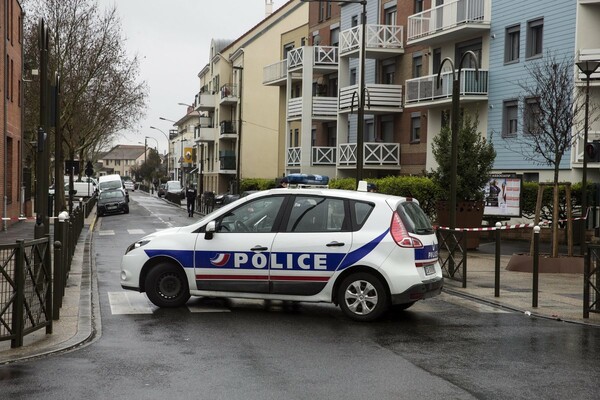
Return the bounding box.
[145,263,190,308]
[338,272,388,321]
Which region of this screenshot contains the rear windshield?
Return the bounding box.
[99,180,122,191]
[100,190,125,200]
[397,201,434,235]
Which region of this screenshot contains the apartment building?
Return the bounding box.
[193,0,308,195]
[1,0,24,225]
[171,107,199,185]
[99,145,146,178]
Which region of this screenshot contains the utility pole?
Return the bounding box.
[35,18,50,239]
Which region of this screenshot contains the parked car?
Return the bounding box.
[157,183,167,197]
[165,180,184,199]
[120,186,442,321]
[124,180,135,192]
[97,189,129,217]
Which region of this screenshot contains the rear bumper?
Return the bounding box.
[391,277,444,305]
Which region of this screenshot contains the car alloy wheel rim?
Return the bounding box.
[345,280,378,315]
[158,273,182,299]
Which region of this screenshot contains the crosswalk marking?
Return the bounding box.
[108,292,156,314]
[107,292,230,315]
[97,228,168,236]
[127,229,145,235]
[98,230,115,236]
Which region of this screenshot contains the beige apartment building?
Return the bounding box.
[191,0,308,195]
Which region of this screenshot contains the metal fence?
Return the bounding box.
[0,199,89,348]
[585,244,600,318]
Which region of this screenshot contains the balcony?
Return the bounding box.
[338,142,400,169]
[340,24,404,59]
[285,146,338,167]
[576,49,600,83]
[195,127,217,143]
[288,46,339,71]
[263,59,288,86]
[199,116,213,128]
[339,84,403,114]
[407,0,490,46]
[195,91,216,111]
[219,121,238,140]
[220,84,238,105]
[405,69,488,107]
[288,97,338,120]
[219,150,236,174]
[573,131,600,165]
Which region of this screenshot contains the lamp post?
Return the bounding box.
[576,60,600,255]
[436,51,479,231]
[301,0,366,188]
[150,126,171,178]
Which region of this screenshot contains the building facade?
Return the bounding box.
[99,145,146,179]
[1,0,24,226]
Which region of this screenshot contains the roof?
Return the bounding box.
[102,145,146,160]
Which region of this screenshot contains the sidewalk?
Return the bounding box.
[1,204,598,364]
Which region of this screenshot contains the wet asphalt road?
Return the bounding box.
[1,191,599,400]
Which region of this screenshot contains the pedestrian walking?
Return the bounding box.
[186,183,197,217]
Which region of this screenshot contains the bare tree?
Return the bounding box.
[504,52,589,257]
[22,0,148,211]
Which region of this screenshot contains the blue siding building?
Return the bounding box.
[488,0,577,180]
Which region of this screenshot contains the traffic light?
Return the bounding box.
[585,141,600,162]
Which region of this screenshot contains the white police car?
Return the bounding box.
[120,185,443,321]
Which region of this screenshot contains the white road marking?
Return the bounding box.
[108,292,155,314]
[98,230,115,236]
[127,229,145,235]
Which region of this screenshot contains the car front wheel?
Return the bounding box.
[145,263,190,307]
[338,272,388,321]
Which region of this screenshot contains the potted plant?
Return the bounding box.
[430,112,496,248]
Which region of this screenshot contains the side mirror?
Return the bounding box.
[205,220,216,240]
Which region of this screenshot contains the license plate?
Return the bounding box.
[424,264,436,276]
[107,206,116,210]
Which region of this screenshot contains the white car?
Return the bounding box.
[120,188,443,321]
[124,181,135,191]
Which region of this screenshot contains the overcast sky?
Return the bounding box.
[97,0,288,153]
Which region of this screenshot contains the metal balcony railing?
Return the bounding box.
[339,84,403,112]
[407,0,490,42]
[405,69,488,104]
[263,59,288,84]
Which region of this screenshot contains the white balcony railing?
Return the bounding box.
[405,69,488,104]
[339,84,403,112]
[340,24,404,55]
[577,49,600,81]
[287,147,301,167]
[338,143,400,166]
[195,92,216,110]
[287,97,338,119]
[312,146,336,165]
[263,59,288,84]
[288,97,303,119]
[407,0,490,42]
[288,46,339,70]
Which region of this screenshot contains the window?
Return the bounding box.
[218,196,285,233]
[383,62,395,84]
[505,25,520,63]
[385,6,397,26]
[6,138,12,203]
[319,1,332,21]
[524,97,541,135]
[351,15,358,28]
[327,124,336,147]
[526,18,543,58]
[412,55,423,78]
[503,100,519,137]
[350,68,357,85]
[411,113,421,143]
[415,0,424,13]
[330,27,339,47]
[286,196,346,232]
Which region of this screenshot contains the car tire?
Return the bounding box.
[338,272,389,322]
[145,263,190,308]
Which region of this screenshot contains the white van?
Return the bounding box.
[65,176,98,198]
[98,174,128,201]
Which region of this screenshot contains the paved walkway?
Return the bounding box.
[1,196,598,364]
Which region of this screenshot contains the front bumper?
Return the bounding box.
[390,277,444,304]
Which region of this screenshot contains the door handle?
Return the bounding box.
[326,241,345,247]
[251,246,268,252]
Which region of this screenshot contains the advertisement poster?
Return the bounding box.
[483,174,522,218]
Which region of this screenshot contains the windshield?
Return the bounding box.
[100,190,125,201]
[168,182,182,191]
[99,180,122,191]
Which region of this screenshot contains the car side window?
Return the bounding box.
[352,201,374,230]
[286,196,346,232]
[217,196,284,233]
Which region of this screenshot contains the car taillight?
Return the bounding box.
[390,211,423,248]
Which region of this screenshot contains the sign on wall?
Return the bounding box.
[483,174,522,218]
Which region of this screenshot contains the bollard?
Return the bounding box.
[53,240,62,320]
[532,225,540,308]
[495,222,502,297]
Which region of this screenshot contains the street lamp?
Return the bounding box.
[150,126,171,178]
[576,60,600,255]
[436,51,479,231]
[301,0,366,187]
[159,116,177,123]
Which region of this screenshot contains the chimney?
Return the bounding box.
[265,0,274,18]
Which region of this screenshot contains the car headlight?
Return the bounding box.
[125,239,150,254]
